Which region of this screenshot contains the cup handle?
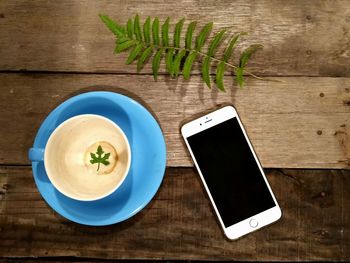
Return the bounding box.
[28,148,45,162]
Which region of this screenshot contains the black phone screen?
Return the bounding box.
[187,117,276,227]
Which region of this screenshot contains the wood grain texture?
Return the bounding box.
[0,166,349,261]
[0,260,163,263]
[0,260,188,263]
[0,0,349,76]
[0,73,349,168]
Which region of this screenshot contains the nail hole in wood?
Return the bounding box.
[319,92,324,97]
[317,130,322,135]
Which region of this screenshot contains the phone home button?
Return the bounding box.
[249,218,258,228]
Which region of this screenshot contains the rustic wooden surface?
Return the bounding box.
[0,0,349,76]
[1,167,349,261]
[0,74,349,169]
[0,0,350,261]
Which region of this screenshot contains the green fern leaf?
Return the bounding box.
[101,14,263,91]
[143,17,151,44]
[223,33,245,62]
[183,51,197,80]
[202,56,211,88]
[137,46,153,72]
[127,18,133,39]
[172,49,187,76]
[216,61,225,91]
[134,14,142,41]
[162,17,170,47]
[208,30,225,56]
[185,22,197,49]
[200,29,224,89]
[165,48,174,73]
[152,48,163,80]
[235,67,244,88]
[239,44,263,67]
[195,22,213,52]
[99,15,126,38]
[152,17,160,45]
[202,30,225,90]
[235,44,262,87]
[115,40,136,53]
[117,36,130,44]
[174,18,185,48]
[126,43,144,64]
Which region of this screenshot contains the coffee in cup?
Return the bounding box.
[29,114,131,201]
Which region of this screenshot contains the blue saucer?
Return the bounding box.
[29,91,166,226]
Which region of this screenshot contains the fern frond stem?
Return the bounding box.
[132,39,263,81]
[166,46,264,80]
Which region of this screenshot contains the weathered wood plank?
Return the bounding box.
[0,73,349,168]
[0,260,163,263]
[0,166,349,261]
[0,0,349,76]
[0,261,100,263]
[0,260,184,263]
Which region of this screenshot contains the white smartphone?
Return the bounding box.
[181,105,282,240]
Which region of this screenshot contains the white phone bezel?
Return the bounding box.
[181,105,282,240]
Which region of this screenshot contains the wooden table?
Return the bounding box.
[0,1,349,261]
